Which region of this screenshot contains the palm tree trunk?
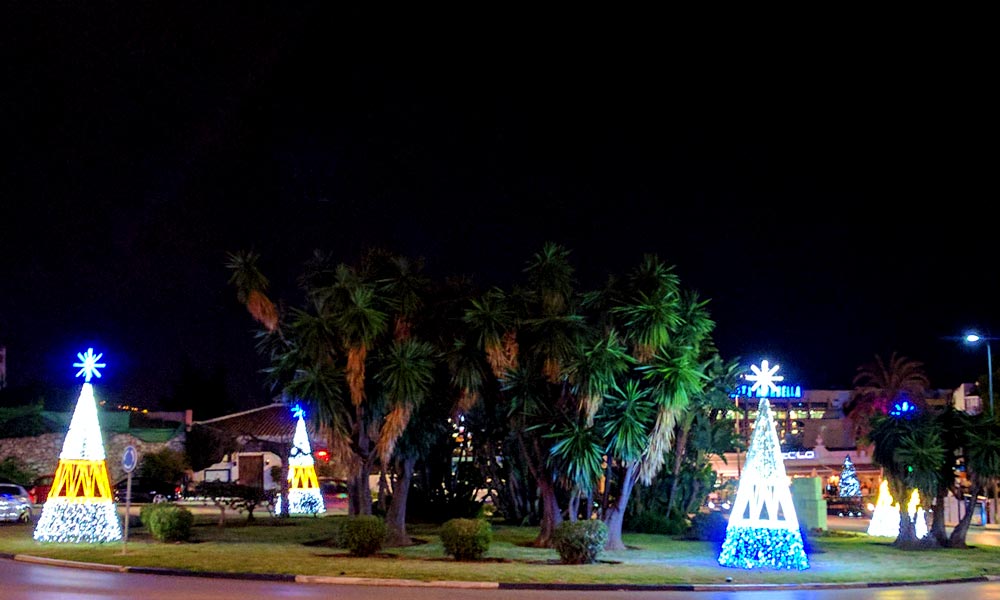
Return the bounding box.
[604,462,639,551]
[517,432,561,547]
[568,492,580,522]
[666,426,690,514]
[929,491,948,546]
[386,456,416,546]
[948,484,983,548]
[894,507,919,548]
[534,477,562,547]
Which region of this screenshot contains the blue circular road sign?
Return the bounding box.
[122,445,138,473]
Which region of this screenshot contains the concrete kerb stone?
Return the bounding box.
[13,554,128,572]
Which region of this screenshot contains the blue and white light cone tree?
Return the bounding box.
[276,405,325,515]
[718,395,809,570]
[838,455,861,498]
[34,348,123,543]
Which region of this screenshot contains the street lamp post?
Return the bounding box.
[966,333,995,415]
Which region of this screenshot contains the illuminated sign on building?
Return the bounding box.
[734,360,802,399]
[781,451,815,460]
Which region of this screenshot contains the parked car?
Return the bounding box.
[319,477,348,511]
[827,498,871,518]
[0,483,32,523]
[28,474,55,505]
[113,477,182,503]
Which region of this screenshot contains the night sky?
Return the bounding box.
[1,7,995,414]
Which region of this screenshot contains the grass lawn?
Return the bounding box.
[3,511,1000,586]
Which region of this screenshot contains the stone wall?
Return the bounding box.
[0,432,185,483]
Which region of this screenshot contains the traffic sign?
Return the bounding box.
[122,445,138,473]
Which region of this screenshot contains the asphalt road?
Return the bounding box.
[3,558,1000,600]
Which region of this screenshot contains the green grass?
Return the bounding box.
[3,514,1000,585]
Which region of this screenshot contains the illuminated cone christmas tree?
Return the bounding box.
[719,361,808,569]
[909,489,928,539]
[838,455,861,498]
[34,348,122,542]
[867,479,899,537]
[867,481,927,538]
[276,405,325,515]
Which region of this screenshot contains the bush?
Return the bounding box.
[142,504,193,542]
[340,515,387,556]
[552,519,608,564]
[684,510,729,542]
[440,518,492,560]
[626,510,689,535]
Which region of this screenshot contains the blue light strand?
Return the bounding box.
[718,526,809,570]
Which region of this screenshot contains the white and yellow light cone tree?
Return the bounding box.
[718,361,808,570]
[276,404,325,515]
[34,348,123,542]
[867,481,927,539]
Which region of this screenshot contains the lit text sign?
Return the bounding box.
[736,360,802,398]
[781,451,815,460]
[734,384,802,399]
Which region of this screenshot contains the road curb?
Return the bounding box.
[296,575,499,588]
[13,554,128,572]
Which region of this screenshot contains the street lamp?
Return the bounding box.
[965,333,995,415]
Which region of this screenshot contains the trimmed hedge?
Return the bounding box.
[340,515,387,556]
[552,519,608,564]
[141,503,193,542]
[684,510,729,542]
[440,518,492,560]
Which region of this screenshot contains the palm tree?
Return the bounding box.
[868,411,944,548]
[226,250,279,333]
[599,378,656,550]
[847,353,930,443]
[948,412,1000,547]
[375,338,436,545]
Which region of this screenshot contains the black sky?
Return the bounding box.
[1,7,996,413]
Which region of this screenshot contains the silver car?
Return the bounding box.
[0,483,32,523]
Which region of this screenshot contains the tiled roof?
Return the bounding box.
[193,403,309,442]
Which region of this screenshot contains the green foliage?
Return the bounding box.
[139,447,189,487]
[340,515,387,556]
[440,518,492,560]
[0,456,36,486]
[684,510,729,542]
[194,481,275,522]
[407,461,485,523]
[552,519,609,564]
[141,503,194,542]
[0,404,48,439]
[626,510,688,535]
[185,425,238,472]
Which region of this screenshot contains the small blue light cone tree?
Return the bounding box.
[838,455,861,498]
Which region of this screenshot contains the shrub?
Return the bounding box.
[684,510,729,542]
[440,518,492,560]
[340,515,387,556]
[626,510,689,535]
[552,519,608,564]
[144,504,193,542]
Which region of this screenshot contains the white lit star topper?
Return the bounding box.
[746,360,782,397]
[73,348,105,382]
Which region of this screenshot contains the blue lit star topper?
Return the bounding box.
[73,347,105,382]
[746,359,782,397]
[292,404,305,419]
[889,397,918,418]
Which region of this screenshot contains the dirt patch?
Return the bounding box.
[525,559,623,565]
